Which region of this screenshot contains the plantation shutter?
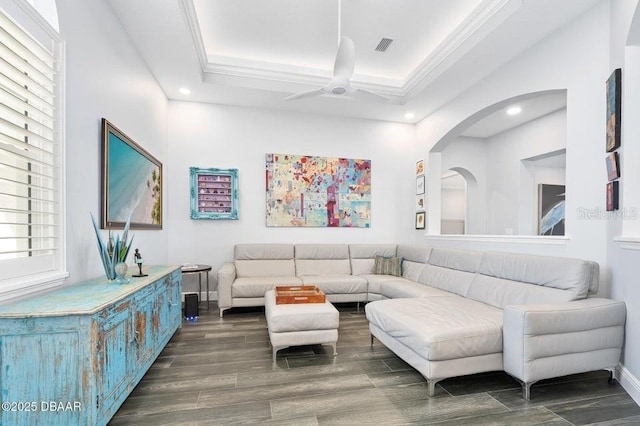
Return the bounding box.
[0,6,60,280]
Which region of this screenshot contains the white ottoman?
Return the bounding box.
[265,289,339,362]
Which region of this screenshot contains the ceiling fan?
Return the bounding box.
[284,1,388,103]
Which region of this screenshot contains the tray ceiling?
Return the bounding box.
[107,0,600,123]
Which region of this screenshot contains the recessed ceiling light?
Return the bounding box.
[179,87,191,95]
[506,106,521,116]
[404,112,415,120]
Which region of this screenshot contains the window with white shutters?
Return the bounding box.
[0,2,65,289]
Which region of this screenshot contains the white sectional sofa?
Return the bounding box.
[217,243,626,399]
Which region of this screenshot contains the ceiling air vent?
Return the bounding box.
[374,38,393,52]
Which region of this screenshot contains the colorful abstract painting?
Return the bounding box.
[265,153,371,227]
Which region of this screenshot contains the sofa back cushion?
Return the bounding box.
[349,244,397,275]
[397,245,431,281]
[416,248,483,296]
[466,251,598,308]
[295,244,351,275]
[234,244,295,278]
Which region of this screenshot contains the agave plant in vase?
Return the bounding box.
[90,213,134,284]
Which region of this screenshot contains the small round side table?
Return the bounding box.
[181,264,212,310]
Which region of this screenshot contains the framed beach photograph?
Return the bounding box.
[416,159,424,176]
[416,175,425,195]
[101,119,162,229]
[606,152,620,181]
[606,68,622,152]
[415,194,425,211]
[415,212,425,229]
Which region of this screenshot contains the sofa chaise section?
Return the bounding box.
[366,249,626,399]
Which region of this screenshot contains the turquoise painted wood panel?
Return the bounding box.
[0,265,182,426]
[1,331,83,425]
[97,301,131,419]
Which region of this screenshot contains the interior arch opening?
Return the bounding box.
[431,90,567,236]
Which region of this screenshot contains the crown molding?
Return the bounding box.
[180,0,522,98]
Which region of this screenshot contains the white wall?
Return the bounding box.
[417,0,640,402]
[608,0,640,404]
[416,1,609,265]
[485,109,566,235]
[167,101,416,292]
[440,108,566,236]
[440,137,487,234]
[58,0,168,284]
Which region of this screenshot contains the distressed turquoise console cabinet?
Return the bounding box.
[0,265,182,426]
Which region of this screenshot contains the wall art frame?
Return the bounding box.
[606,152,620,181]
[265,153,371,228]
[416,175,425,195]
[101,118,162,229]
[416,159,424,176]
[538,183,565,236]
[606,68,622,153]
[606,181,619,211]
[190,167,239,220]
[415,212,426,229]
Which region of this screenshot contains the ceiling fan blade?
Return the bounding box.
[349,88,389,103]
[284,88,325,101]
[333,36,355,80]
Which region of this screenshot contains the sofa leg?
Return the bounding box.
[427,379,437,397]
[370,334,375,347]
[219,307,229,318]
[522,381,535,400]
[357,302,360,312]
[606,367,616,384]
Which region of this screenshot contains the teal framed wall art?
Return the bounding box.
[190,167,238,220]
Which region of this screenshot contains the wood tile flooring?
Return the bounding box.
[110,302,640,425]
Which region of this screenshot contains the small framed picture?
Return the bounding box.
[416,159,424,176]
[606,152,620,181]
[415,212,425,229]
[606,181,619,211]
[415,195,425,211]
[416,175,425,195]
[606,68,621,153]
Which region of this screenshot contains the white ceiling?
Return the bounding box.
[107,0,600,123]
[461,91,567,138]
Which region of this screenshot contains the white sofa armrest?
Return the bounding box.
[503,298,626,399]
[217,262,236,316]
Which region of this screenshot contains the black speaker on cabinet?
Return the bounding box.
[184,293,199,319]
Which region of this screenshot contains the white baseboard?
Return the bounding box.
[617,362,640,405]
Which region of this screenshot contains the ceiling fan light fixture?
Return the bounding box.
[332,87,347,95]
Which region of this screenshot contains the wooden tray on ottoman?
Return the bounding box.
[275,286,326,304]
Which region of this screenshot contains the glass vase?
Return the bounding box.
[114,262,129,284]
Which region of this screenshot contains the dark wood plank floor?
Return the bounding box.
[110,302,640,425]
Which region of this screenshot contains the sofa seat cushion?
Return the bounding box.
[232,276,302,298]
[299,275,367,294]
[359,274,403,295]
[379,280,454,299]
[365,297,503,361]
